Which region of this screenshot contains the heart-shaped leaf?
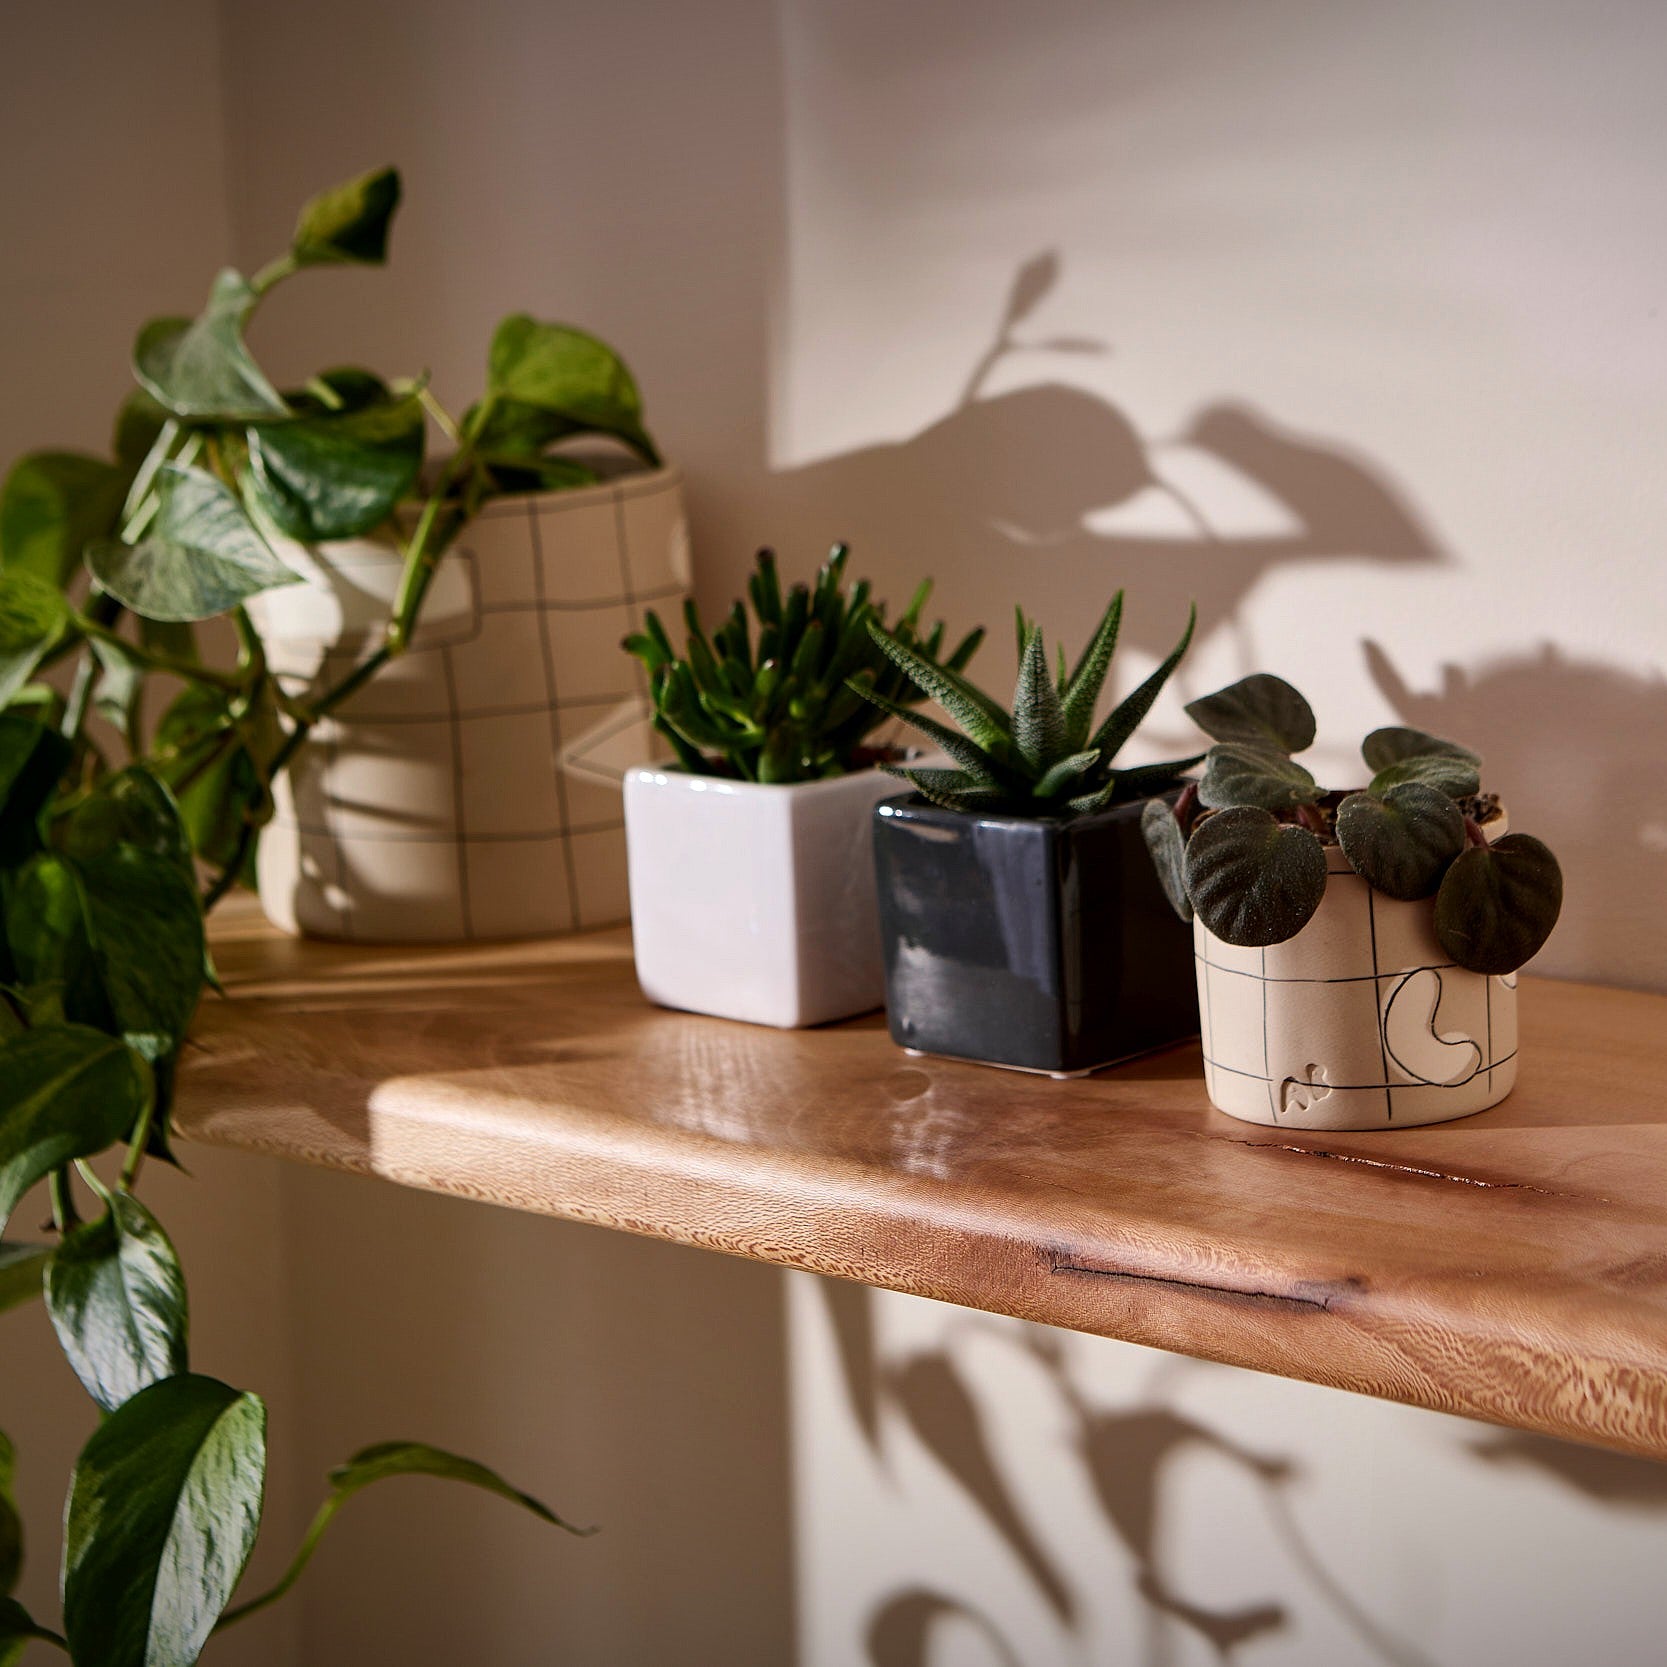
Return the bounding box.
[1434,832,1563,974]
[244,385,424,542]
[1184,805,1327,947]
[0,1243,51,1318]
[1141,797,1193,921]
[0,1429,20,1597]
[76,845,206,1062]
[1367,752,1481,798]
[4,855,107,1030]
[134,271,287,421]
[1198,741,1319,811]
[0,571,70,708]
[63,1373,266,1667]
[290,166,401,267]
[484,316,659,464]
[0,451,126,588]
[48,1192,189,1413]
[1336,782,1465,900]
[50,767,204,1058]
[0,1027,149,1236]
[1362,725,1479,774]
[88,464,301,622]
[1184,673,1316,753]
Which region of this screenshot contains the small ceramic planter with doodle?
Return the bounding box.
[1143,673,1563,1130]
[1193,840,1519,1128]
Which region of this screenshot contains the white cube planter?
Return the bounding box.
[623,765,898,1028]
[248,468,689,943]
[1195,842,1518,1130]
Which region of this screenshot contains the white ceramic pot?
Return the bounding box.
[249,467,689,942]
[623,764,899,1027]
[1195,840,1518,1130]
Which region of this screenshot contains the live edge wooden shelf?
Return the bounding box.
[177,899,1667,1461]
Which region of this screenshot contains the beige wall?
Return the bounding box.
[8,1,1667,1663]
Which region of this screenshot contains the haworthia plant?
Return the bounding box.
[624,545,984,784]
[852,591,1201,816]
[1142,672,1562,974]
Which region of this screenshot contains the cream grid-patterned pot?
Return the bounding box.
[250,467,688,942]
[1195,840,1518,1130]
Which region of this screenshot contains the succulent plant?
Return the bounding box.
[624,545,983,784]
[852,592,1201,815]
[1141,673,1563,974]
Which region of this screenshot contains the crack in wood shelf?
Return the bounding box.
[178,899,1667,1460]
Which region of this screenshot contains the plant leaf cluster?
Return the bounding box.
[853,592,1201,816]
[1142,673,1562,974]
[625,545,984,784]
[0,167,600,1662]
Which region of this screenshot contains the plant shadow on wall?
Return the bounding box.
[820,1282,1439,1667]
[766,253,1444,666]
[1364,642,1667,992]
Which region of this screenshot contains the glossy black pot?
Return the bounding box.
[871,792,1198,1076]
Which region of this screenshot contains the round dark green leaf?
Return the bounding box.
[1361,725,1481,797]
[0,1027,149,1236]
[1184,806,1327,947]
[1140,797,1193,921]
[1198,741,1319,811]
[1184,673,1316,752]
[1366,752,1480,798]
[48,1192,189,1414]
[1362,724,1480,773]
[1335,782,1465,900]
[1434,833,1563,974]
[63,1373,266,1667]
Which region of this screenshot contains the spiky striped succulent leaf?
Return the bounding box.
[855,593,1198,818]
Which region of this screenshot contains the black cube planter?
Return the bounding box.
[871,792,1199,1076]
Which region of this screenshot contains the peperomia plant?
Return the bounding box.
[624,544,983,784]
[1141,673,1563,973]
[853,591,1200,815]
[0,166,642,1662]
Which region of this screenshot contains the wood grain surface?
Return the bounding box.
[178,898,1667,1459]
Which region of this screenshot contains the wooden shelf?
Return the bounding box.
[179,899,1667,1460]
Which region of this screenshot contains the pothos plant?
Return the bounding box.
[0,165,655,1663]
[1140,673,1563,972]
[852,591,1201,815]
[624,544,983,784]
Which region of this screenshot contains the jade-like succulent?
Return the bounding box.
[852,592,1200,815]
[624,545,983,784]
[1141,673,1563,974]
